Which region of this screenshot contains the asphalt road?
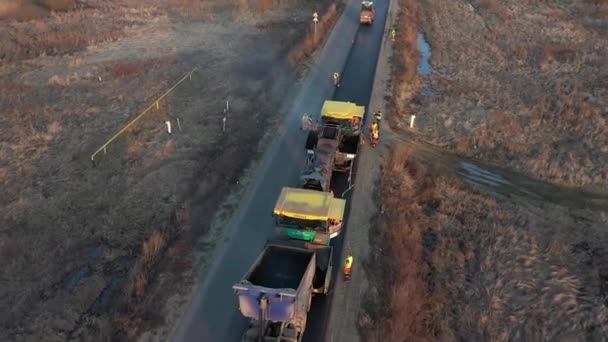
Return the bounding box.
[302,1,390,341]
[170,0,371,340]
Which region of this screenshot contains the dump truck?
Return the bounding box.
[233,240,333,342]
[318,100,365,173]
[359,1,375,24]
[273,187,346,245]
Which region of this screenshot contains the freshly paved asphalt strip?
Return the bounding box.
[301,0,390,341]
[323,0,397,340]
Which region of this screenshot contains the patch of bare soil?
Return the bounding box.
[0,0,342,341]
[361,144,608,341]
[388,0,608,188]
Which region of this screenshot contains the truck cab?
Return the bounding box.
[360,1,375,25]
[273,187,346,245]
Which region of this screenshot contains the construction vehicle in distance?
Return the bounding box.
[273,187,346,245]
[359,1,375,25]
[233,239,333,342]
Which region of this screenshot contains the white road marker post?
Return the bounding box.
[410,115,416,128]
[222,111,227,133]
[177,118,182,132]
[223,101,228,133]
[165,120,172,134]
[313,12,319,39]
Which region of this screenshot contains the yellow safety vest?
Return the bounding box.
[344,256,353,268]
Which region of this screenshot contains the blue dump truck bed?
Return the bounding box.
[233,240,333,341]
[247,244,312,289]
[233,243,315,323]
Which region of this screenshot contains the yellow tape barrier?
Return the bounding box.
[91,68,197,163]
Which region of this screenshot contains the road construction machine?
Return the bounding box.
[233,239,333,342]
[302,124,340,192]
[359,1,375,25]
[303,101,365,185]
[273,187,346,245]
[316,100,365,174]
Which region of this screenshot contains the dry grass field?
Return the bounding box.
[387,0,608,188]
[0,0,342,340]
[361,145,608,341]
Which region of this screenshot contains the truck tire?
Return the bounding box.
[305,131,318,150]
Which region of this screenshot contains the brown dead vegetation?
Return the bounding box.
[0,0,340,341]
[361,146,433,342]
[0,0,215,61]
[108,58,170,77]
[385,0,423,132]
[128,230,168,299]
[478,0,511,19]
[0,10,129,61]
[287,2,341,66]
[0,0,76,21]
[389,0,608,189]
[361,144,608,341]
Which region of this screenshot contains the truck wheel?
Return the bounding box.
[305,131,318,150]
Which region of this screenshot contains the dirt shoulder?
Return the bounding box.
[362,144,608,340]
[388,0,608,189]
[0,1,342,341]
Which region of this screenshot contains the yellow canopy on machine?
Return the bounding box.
[321,100,365,120]
[273,187,346,221]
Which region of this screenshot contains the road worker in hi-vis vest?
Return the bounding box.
[343,255,354,281]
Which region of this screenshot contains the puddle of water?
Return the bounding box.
[421,86,433,96]
[62,244,106,291]
[458,161,511,187]
[64,266,93,290]
[403,137,608,210]
[81,245,104,263]
[89,273,127,316]
[417,33,432,76]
